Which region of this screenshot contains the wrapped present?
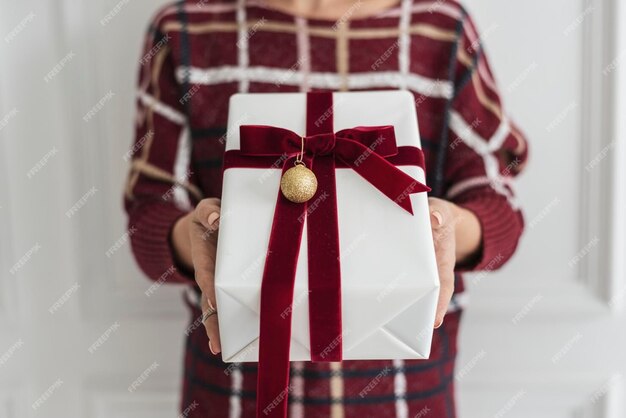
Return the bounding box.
[215,91,439,418]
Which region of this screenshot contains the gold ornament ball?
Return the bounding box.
[280,164,318,203]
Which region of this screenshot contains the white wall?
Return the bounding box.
[0,0,624,417]
[458,0,626,417]
[1,1,187,417]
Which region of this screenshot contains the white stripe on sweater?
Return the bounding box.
[397,0,414,89]
[172,126,192,211]
[295,16,311,92]
[137,91,186,125]
[487,116,511,152]
[449,111,518,208]
[176,66,453,99]
[236,0,250,93]
[229,363,243,418]
[392,359,408,418]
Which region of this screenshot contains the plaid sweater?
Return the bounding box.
[124,0,528,417]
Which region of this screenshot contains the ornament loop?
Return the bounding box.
[295,136,305,165]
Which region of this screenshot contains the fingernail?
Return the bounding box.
[207,298,215,311]
[431,211,443,227]
[208,212,220,226]
[434,318,444,329]
[209,340,217,355]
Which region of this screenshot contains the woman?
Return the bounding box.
[124,0,528,416]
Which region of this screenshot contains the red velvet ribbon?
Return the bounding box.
[222,93,430,418]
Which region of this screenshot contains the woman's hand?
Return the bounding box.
[428,197,481,328]
[172,198,222,355]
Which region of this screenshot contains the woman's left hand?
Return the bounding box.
[428,196,482,328]
[428,197,458,329]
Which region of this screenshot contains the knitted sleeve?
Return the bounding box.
[445,10,529,272]
[123,10,202,284]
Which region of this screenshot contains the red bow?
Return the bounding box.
[239,124,430,214]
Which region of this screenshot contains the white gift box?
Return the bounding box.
[215,90,440,363]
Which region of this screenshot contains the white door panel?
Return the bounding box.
[458,0,625,417]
